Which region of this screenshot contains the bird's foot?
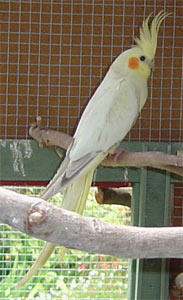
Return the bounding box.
[112,147,128,161]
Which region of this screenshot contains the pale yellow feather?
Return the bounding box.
[17,170,94,288]
[134,11,171,60]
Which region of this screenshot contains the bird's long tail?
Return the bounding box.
[16,170,94,288]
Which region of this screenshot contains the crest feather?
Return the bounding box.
[134,11,170,60]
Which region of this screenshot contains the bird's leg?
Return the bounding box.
[108,147,128,162]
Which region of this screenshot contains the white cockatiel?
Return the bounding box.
[17,11,169,287]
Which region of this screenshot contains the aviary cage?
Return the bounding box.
[0,1,182,299]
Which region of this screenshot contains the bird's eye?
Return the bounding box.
[140,56,146,62]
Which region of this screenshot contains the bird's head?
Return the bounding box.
[120,11,170,81]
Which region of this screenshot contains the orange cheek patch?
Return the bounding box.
[128,57,139,69]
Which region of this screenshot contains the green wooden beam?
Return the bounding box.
[128,143,171,300]
[127,183,140,300]
[0,140,182,184]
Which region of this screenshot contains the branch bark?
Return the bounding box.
[1,186,183,259]
[29,116,72,149]
[29,117,183,176]
[170,272,183,297]
[95,187,131,207]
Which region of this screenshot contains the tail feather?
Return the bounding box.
[16,170,94,288]
[16,243,55,288]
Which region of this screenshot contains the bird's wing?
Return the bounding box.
[42,74,141,199]
[67,75,141,173]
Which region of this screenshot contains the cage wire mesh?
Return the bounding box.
[0,187,131,299]
[1,0,182,142]
[0,0,183,299]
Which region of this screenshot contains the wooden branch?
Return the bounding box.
[103,150,183,176]
[95,187,131,207]
[29,116,72,149]
[170,272,183,297]
[1,186,183,259]
[29,117,183,177]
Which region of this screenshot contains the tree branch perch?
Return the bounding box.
[29,117,183,177]
[1,186,183,259]
[95,187,132,207]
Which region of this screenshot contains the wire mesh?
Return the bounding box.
[0,187,130,299]
[0,0,182,142]
[0,1,183,299]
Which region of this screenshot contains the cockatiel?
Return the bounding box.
[17,11,169,287]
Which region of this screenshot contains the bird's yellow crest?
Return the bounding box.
[134,11,170,60]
